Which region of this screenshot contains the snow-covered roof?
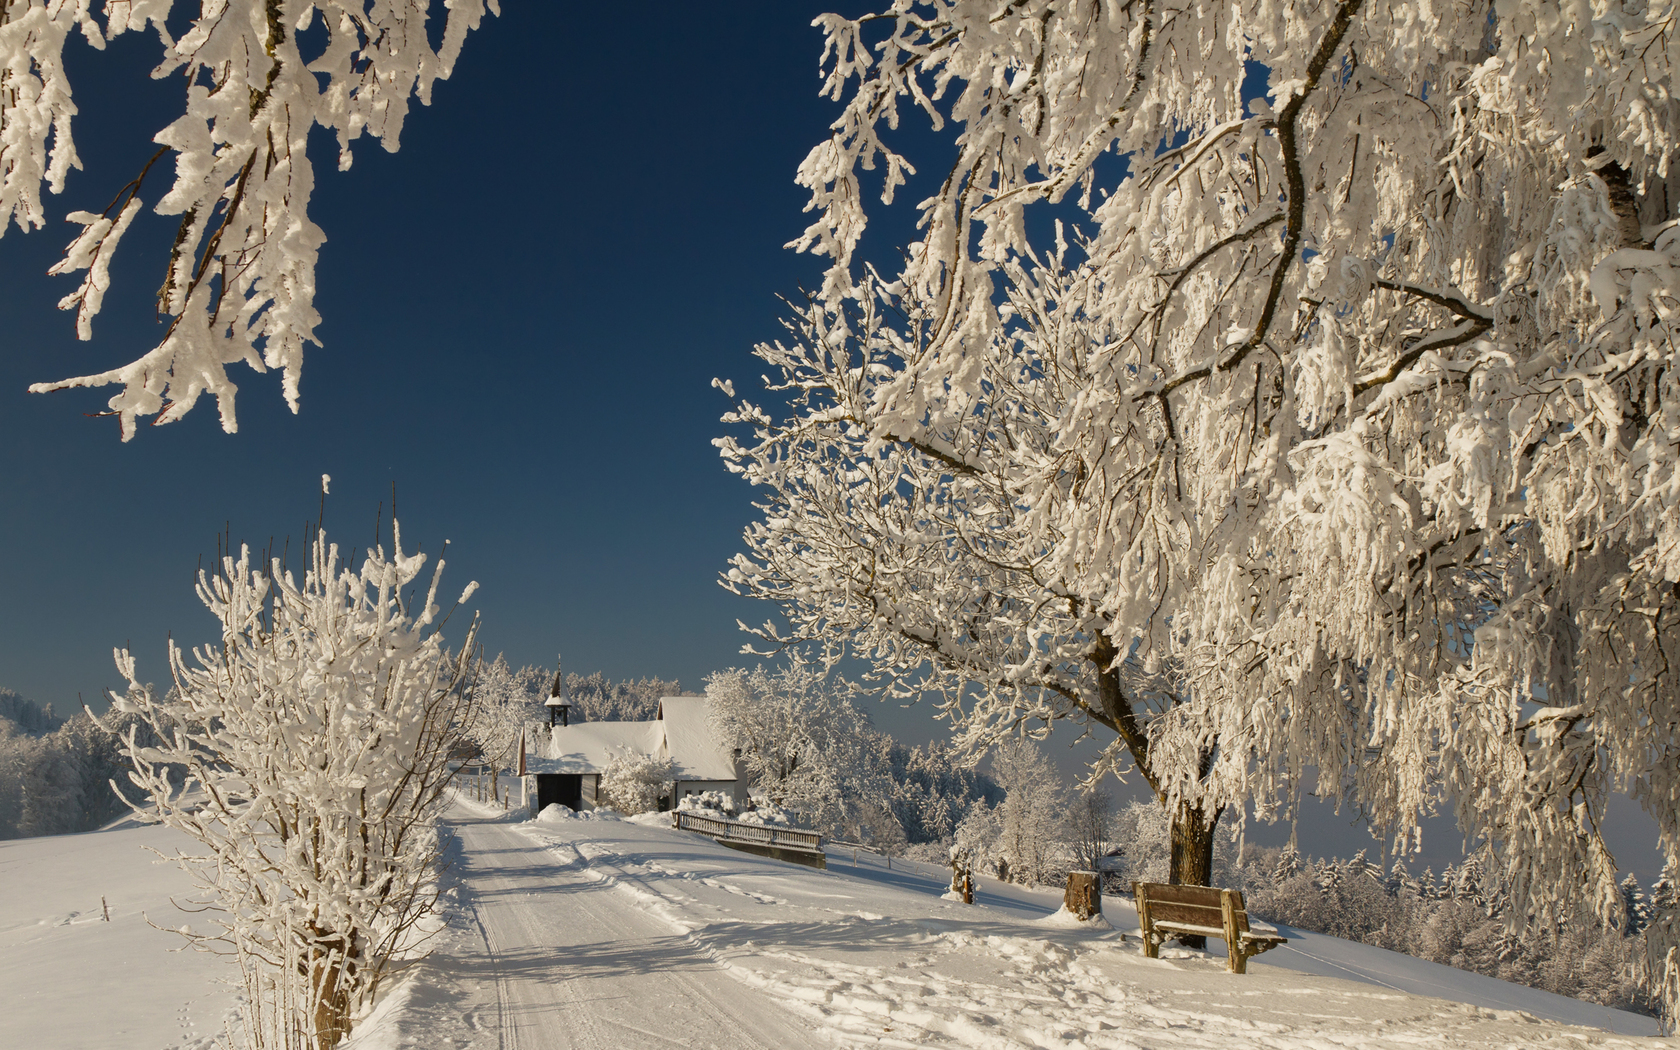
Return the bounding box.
[655,696,738,780]
[538,721,663,774]
[523,698,739,781]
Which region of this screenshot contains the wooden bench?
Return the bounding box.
[1132,881,1286,973]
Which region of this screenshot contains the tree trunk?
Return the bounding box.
[1064,871,1102,921]
[1166,798,1223,949]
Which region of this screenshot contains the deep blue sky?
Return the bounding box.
[0,4,1661,881]
[0,4,860,712]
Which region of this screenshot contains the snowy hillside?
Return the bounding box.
[3,800,1667,1050]
[0,820,238,1050]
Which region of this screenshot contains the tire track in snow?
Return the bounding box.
[449,808,819,1050]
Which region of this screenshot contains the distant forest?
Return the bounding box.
[0,689,138,840]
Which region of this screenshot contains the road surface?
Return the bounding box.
[443,806,818,1050]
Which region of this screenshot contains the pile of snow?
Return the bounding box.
[535,803,616,823]
[1036,903,1115,929]
[676,790,795,827]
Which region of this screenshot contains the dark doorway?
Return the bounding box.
[536,774,583,811]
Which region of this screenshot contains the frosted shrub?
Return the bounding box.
[601,753,675,815]
[1239,851,1660,1017]
[112,521,478,1050]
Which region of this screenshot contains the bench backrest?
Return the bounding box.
[1134,881,1252,934]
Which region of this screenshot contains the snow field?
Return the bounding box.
[3,792,1666,1050]
[0,822,240,1050]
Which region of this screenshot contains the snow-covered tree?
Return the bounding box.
[0,1,494,438]
[989,738,1064,885]
[599,752,675,816]
[705,659,896,838]
[950,797,999,880]
[465,653,544,802]
[111,520,478,1050]
[0,701,145,839]
[1624,874,1653,938]
[1065,785,1112,874]
[720,265,1237,886]
[728,0,1680,1015]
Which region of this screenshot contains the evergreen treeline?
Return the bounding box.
[562,671,688,723]
[0,693,137,839]
[1236,846,1666,1018]
[880,738,1003,844]
[0,688,64,734]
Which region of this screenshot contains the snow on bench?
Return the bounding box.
[1133,881,1286,974]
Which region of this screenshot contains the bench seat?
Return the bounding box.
[1151,921,1228,938]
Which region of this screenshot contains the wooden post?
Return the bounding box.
[950,859,976,903]
[1134,881,1158,958]
[1065,871,1101,921]
[102,896,109,922]
[1221,889,1243,973]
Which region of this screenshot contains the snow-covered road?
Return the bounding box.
[346,800,1667,1050]
[443,807,819,1050]
[6,798,1666,1050]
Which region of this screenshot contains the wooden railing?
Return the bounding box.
[672,811,823,852]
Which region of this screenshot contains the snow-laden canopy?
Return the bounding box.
[721,0,1680,1017]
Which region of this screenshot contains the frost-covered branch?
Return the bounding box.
[2,1,496,438]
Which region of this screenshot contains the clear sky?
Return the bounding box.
[0,4,1662,882]
[0,4,859,715]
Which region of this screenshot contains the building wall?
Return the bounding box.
[526,773,737,815]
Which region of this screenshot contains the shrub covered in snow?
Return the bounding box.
[1234,848,1662,1019]
[601,753,675,815]
[677,790,737,817]
[111,521,478,1050]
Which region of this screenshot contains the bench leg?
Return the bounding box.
[1228,943,1248,974]
[1143,932,1160,959]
